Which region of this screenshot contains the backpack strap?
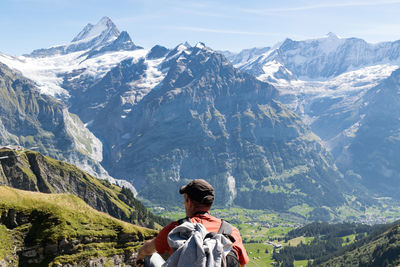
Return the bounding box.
[177,217,191,225]
[178,217,236,243]
[177,211,208,225]
[218,220,239,267]
[218,220,236,243]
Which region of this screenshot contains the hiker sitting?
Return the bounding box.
[135,179,249,267]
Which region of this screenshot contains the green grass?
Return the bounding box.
[262,165,309,182]
[32,151,135,219]
[245,242,276,267]
[285,236,314,247]
[321,223,400,266]
[289,204,314,217]
[294,260,309,267]
[0,224,13,260]
[155,206,186,221]
[342,234,356,246]
[0,186,158,265]
[1,186,155,242]
[52,241,141,266]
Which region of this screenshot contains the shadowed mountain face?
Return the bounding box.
[0,62,114,182]
[228,34,400,202]
[84,45,347,210]
[340,69,400,198]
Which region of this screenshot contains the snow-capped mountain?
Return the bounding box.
[71,16,119,43]
[27,16,141,58]
[99,42,347,210]
[229,34,400,147]
[0,17,145,192]
[221,46,271,66]
[342,68,400,198]
[0,19,351,215]
[236,33,400,81]
[229,33,400,200]
[0,17,143,99]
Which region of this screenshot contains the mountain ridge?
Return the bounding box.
[27,16,137,58]
[0,185,156,266]
[0,148,169,228]
[99,43,349,212]
[0,17,388,216]
[228,33,400,202]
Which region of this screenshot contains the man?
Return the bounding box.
[135,179,249,267]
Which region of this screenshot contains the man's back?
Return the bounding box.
[154,213,249,265]
[135,179,249,266]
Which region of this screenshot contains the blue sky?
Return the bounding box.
[1,0,400,55]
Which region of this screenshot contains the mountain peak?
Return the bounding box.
[195,42,206,49]
[28,17,132,57]
[71,16,119,43]
[326,32,339,39]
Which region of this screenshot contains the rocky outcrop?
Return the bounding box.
[0,149,169,228]
[0,186,156,267]
[0,61,110,182]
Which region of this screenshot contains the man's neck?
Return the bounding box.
[188,209,209,217]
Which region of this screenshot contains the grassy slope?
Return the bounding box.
[0,186,157,266]
[0,149,169,228]
[320,223,400,266]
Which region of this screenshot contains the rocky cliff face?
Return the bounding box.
[229,34,400,202]
[92,44,347,210]
[0,186,156,267]
[0,62,115,184]
[338,68,400,199]
[0,149,169,228]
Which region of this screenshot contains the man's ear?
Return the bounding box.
[187,197,196,209]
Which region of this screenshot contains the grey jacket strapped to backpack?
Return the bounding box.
[162,221,233,267]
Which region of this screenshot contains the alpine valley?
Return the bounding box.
[1,17,400,221]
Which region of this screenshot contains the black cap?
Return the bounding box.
[179,179,215,205]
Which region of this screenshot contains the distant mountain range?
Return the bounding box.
[1,17,400,218]
[225,33,400,202]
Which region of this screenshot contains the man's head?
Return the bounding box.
[179,179,214,216]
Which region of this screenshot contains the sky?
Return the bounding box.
[1,0,400,56]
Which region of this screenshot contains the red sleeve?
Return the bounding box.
[154,221,178,255]
[231,226,249,265]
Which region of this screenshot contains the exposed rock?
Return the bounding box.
[94,44,348,210]
[0,149,169,228]
[0,186,156,266]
